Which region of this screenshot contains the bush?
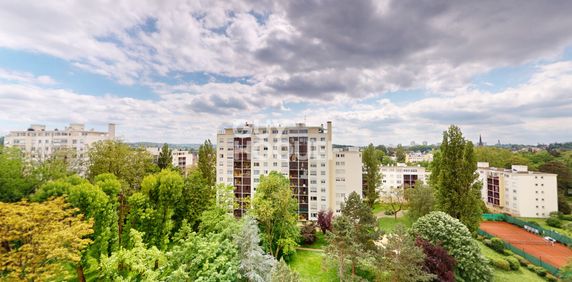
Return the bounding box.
[505,256,520,271]
[513,255,528,266]
[550,211,562,218]
[490,238,505,253]
[300,221,317,245]
[503,249,514,256]
[483,239,492,247]
[534,267,547,277]
[527,264,536,271]
[560,214,572,221]
[527,221,541,228]
[491,258,511,271]
[546,274,558,282]
[546,217,563,228]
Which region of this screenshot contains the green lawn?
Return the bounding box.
[288,250,338,281]
[519,217,572,237]
[477,241,545,282]
[378,216,412,232]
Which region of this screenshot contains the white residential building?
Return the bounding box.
[405,152,433,163]
[379,163,431,194]
[477,162,558,218]
[4,123,115,162]
[146,147,197,172]
[216,121,362,220]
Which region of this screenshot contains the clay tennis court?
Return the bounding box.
[480,221,572,268]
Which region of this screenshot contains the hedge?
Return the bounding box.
[505,256,520,271]
[491,258,511,271]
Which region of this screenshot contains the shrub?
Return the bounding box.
[503,249,514,256]
[534,267,547,277]
[561,214,572,221]
[527,264,536,271]
[491,258,511,271]
[416,238,456,282]
[546,274,558,282]
[490,238,505,253]
[513,255,528,266]
[546,217,562,228]
[317,210,333,234]
[300,221,317,245]
[505,256,520,271]
[483,239,492,247]
[550,211,562,218]
[527,221,541,228]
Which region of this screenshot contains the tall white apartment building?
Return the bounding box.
[146,147,197,172]
[477,162,558,218]
[4,123,115,161]
[379,163,430,194]
[216,121,362,220]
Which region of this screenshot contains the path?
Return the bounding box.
[296,247,325,252]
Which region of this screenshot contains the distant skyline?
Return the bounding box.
[1,1,572,145]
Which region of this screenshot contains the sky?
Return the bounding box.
[0,1,571,146]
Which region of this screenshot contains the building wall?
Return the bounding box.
[333,147,362,213]
[379,164,430,194]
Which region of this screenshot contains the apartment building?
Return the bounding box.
[146,147,197,172]
[379,163,430,193]
[405,152,433,163]
[216,121,362,220]
[477,162,558,218]
[4,123,115,162]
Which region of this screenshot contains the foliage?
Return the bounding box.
[411,211,492,282]
[362,143,382,207]
[474,146,531,169]
[99,229,165,281]
[396,144,406,163]
[377,224,434,282]
[198,139,217,188]
[491,258,511,271]
[383,186,406,220]
[560,259,572,282]
[0,146,34,202]
[252,172,299,259]
[301,221,318,245]
[272,259,301,282]
[340,192,379,251]
[235,216,277,282]
[546,217,563,228]
[406,181,435,221]
[325,214,364,281]
[490,238,505,253]
[416,238,456,282]
[157,143,173,169]
[431,125,483,233]
[505,256,520,271]
[317,209,334,234]
[0,198,93,281]
[174,169,216,231]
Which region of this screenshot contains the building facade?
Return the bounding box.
[4,123,115,162]
[477,162,558,218]
[146,147,197,172]
[216,122,362,220]
[379,163,430,194]
[405,152,433,163]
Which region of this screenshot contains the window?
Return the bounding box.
[311,196,317,201]
[321,196,326,202]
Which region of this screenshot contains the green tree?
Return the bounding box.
[341,192,379,251]
[271,259,301,282]
[396,144,406,163]
[0,146,34,202]
[362,144,382,207]
[431,125,483,233]
[251,172,299,259]
[325,214,362,281]
[198,139,217,188]
[406,181,435,221]
[173,169,216,231]
[474,147,530,168]
[157,143,172,170]
[384,186,406,220]
[0,198,94,281]
[235,216,277,281]
[410,211,492,282]
[377,224,434,282]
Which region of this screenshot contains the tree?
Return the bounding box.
[157,143,172,169]
[300,221,318,245]
[173,169,216,231]
[410,212,492,282]
[396,144,406,163]
[235,216,277,281]
[383,186,406,220]
[251,172,299,259]
[341,192,379,251]
[271,259,300,282]
[362,144,382,207]
[474,147,530,169]
[377,224,434,282]
[406,181,435,221]
[431,125,483,232]
[325,214,362,281]
[0,198,93,281]
[198,139,216,188]
[415,238,456,282]
[0,146,34,202]
[317,209,334,234]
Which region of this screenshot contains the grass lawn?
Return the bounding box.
[477,241,545,282]
[301,232,328,249]
[378,216,412,232]
[519,217,572,237]
[288,250,338,281]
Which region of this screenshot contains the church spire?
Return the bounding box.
[478,134,484,147]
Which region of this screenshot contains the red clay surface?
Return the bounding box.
[480,221,572,268]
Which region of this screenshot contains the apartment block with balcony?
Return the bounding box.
[216,121,362,220]
[379,163,431,194]
[477,162,558,218]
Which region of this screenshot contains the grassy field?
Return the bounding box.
[477,241,545,282]
[288,250,338,281]
[378,215,412,231]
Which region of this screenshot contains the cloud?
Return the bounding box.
[0,68,56,85]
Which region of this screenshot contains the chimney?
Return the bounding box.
[108,123,116,140]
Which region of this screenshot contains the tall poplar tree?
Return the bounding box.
[157,143,172,170]
[362,144,381,207]
[198,139,216,187]
[431,125,483,232]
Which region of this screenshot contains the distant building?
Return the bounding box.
[477,162,558,218]
[146,147,197,172]
[405,152,433,163]
[478,134,484,147]
[379,163,431,194]
[422,141,428,146]
[4,123,115,162]
[216,121,362,220]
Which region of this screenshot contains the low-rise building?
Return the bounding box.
[405,152,433,163]
[477,162,558,218]
[146,147,197,172]
[379,163,430,194]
